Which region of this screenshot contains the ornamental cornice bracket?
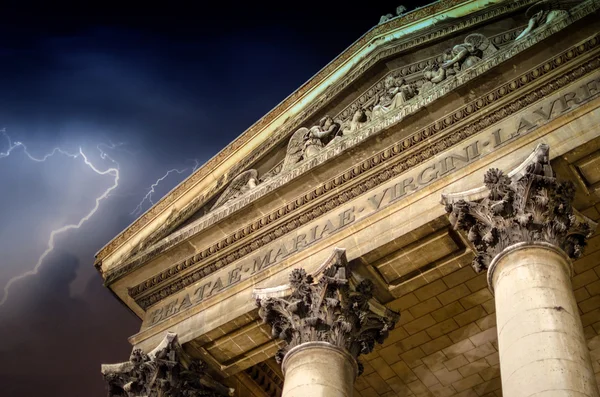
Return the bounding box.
[253,248,399,374]
[442,143,597,274]
[101,332,234,397]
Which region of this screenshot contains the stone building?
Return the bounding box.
[97,1,600,396]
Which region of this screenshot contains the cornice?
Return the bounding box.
[129,33,600,310]
[95,0,538,266]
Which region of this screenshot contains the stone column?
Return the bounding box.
[255,249,399,397]
[445,144,598,397]
[281,342,357,397]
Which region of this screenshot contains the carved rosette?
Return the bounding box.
[255,256,399,374]
[445,144,594,274]
[101,332,233,397]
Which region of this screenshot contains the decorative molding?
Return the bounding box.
[96,0,541,265]
[101,332,234,397]
[254,248,399,374]
[120,32,600,309]
[443,144,597,273]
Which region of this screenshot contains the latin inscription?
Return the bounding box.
[147,74,600,326]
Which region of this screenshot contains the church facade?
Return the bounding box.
[97,1,600,396]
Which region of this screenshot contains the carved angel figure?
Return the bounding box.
[211,169,259,210]
[341,108,368,136]
[515,0,570,41]
[281,116,340,172]
[420,63,447,93]
[371,75,416,120]
[441,33,498,73]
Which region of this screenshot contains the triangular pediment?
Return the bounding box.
[132,1,580,245]
[99,0,597,290]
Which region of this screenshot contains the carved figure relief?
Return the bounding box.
[371,76,417,119]
[341,108,368,136]
[420,63,447,93]
[281,116,341,172]
[420,33,497,93]
[442,33,498,73]
[255,250,399,374]
[515,0,570,41]
[101,332,233,397]
[211,169,259,210]
[445,144,594,273]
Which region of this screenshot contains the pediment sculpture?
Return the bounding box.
[371,75,418,120]
[211,169,259,210]
[341,108,368,136]
[515,0,570,41]
[421,33,498,93]
[281,116,341,172]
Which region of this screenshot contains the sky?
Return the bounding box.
[0,1,424,396]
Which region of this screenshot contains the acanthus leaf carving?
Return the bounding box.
[255,250,399,374]
[445,144,595,273]
[101,332,234,397]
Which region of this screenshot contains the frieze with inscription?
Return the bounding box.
[124,32,600,307]
[145,65,600,324]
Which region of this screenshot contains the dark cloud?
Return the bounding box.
[0,1,427,395]
[0,250,139,397]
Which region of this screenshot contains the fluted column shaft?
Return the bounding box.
[489,242,599,397]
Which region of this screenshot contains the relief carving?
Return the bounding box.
[516,0,571,41]
[371,76,418,120]
[422,33,498,93]
[340,109,368,136]
[211,169,260,211]
[255,249,399,374]
[101,332,233,397]
[445,144,595,273]
[281,116,341,172]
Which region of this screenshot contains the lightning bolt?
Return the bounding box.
[130,168,188,216]
[130,158,200,216]
[0,130,120,307]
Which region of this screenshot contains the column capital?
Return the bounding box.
[101,332,233,397]
[254,249,399,374]
[445,143,596,274]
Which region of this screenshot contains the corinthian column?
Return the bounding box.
[254,249,399,397]
[101,332,233,397]
[445,144,598,397]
